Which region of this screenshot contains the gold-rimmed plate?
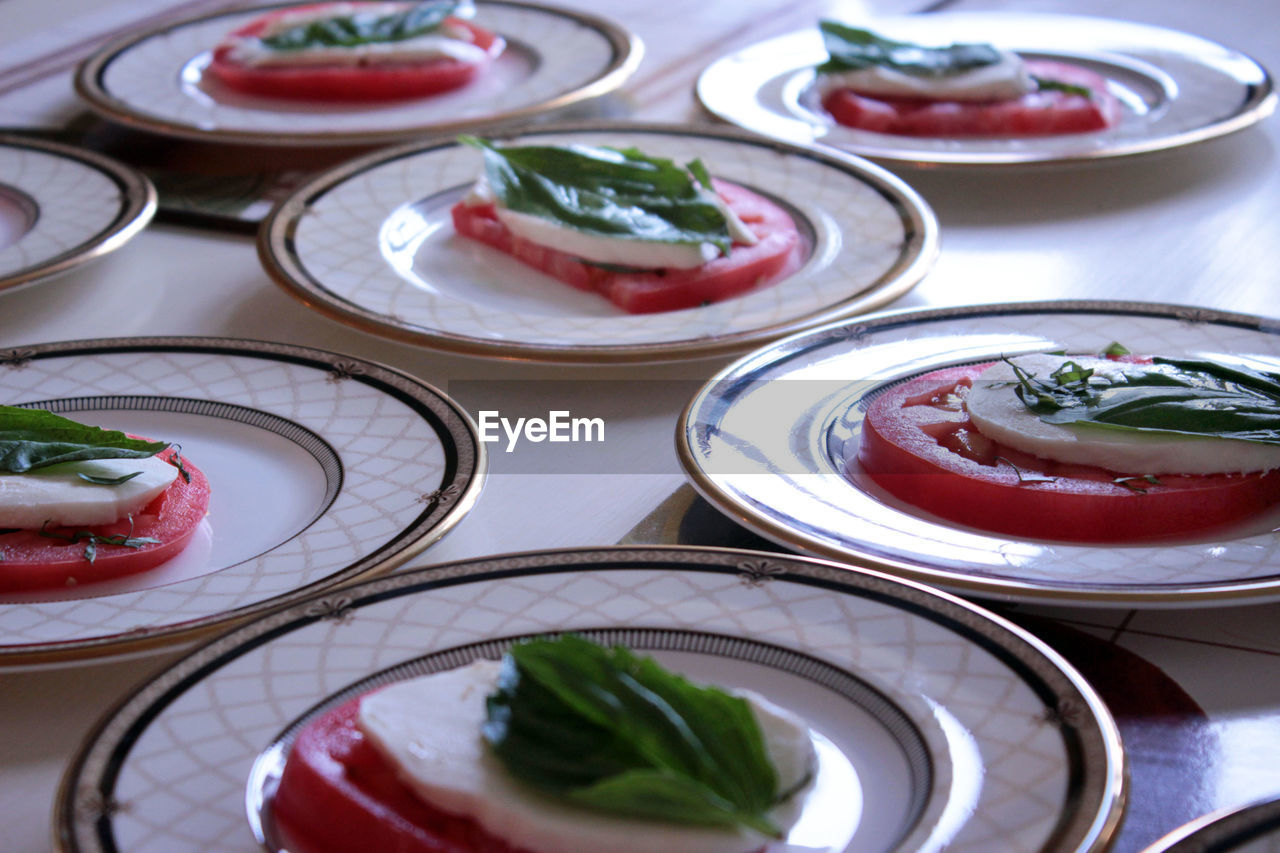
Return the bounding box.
[678,300,1280,606]
[259,122,937,363]
[697,13,1275,166]
[57,546,1124,852]
[1141,797,1280,852]
[74,1,642,147]
[0,337,484,666]
[0,135,154,294]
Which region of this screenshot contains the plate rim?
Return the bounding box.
[1138,795,1280,852]
[0,335,487,666]
[676,298,1280,606]
[0,134,156,294]
[257,119,940,364]
[72,0,644,147]
[696,12,1278,167]
[53,544,1126,853]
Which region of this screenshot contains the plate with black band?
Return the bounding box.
[57,546,1124,853]
[0,135,154,294]
[0,336,484,666]
[678,300,1280,606]
[74,1,642,147]
[259,122,937,363]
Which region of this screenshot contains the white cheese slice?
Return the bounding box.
[495,207,721,269]
[256,2,407,36]
[227,32,487,68]
[0,454,178,528]
[358,659,815,853]
[225,3,486,68]
[818,50,1034,101]
[467,174,756,270]
[965,354,1280,475]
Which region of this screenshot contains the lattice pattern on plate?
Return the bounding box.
[60,548,1122,853]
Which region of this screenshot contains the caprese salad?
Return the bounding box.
[815,22,1120,136]
[270,634,816,853]
[205,1,505,101]
[857,346,1280,541]
[0,406,210,592]
[450,137,805,314]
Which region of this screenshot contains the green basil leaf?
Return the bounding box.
[76,471,144,486]
[578,260,662,273]
[0,406,166,474]
[569,769,777,837]
[1101,341,1131,357]
[997,456,1057,484]
[484,635,787,836]
[1113,474,1162,493]
[168,444,191,484]
[261,0,458,51]
[1032,76,1093,98]
[687,158,714,193]
[1009,356,1280,445]
[38,521,160,564]
[460,136,733,255]
[817,21,1003,77]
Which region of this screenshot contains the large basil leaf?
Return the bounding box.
[261,1,458,51]
[817,21,1003,77]
[461,137,733,254]
[484,635,787,836]
[0,406,166,473]
[1008,356,1280,444]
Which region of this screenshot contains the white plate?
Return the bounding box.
[56,546,1123,853]
[74,1,641,147]
[697,13,1276,166]
[0,337,484,665]
[0,135,154,294]
[677,301,1280,607]
[259,122,938,363]
[1142,797,1280,852]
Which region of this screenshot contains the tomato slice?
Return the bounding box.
[204,5,503,101]
[272,695,527,853]
[856,363,1280,542]
[0,446,210,593]
[450,179,805,314]
[822,60,1120,136]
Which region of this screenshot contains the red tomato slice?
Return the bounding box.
[450,178,805,314]
[272,695,527,853]
[205,5,503,101]
[856,363,1280,542]
[822,60,1120,136]
[0,446,210,593]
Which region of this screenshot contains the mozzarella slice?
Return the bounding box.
[225,3,487,68]
[965,354,1280,475]
[358,659,815,853]
[256,2,408,37]
[495,208,722,269]
[0,455,178,528]
[227,29,486,68]
[818,50,1034,101]
[467,173,757,270]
